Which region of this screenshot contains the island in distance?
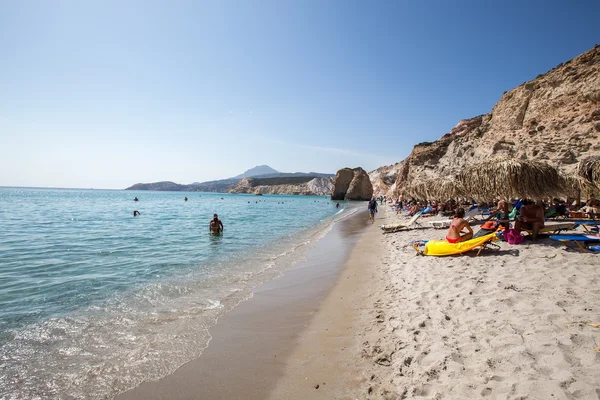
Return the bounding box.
[125,165,335,195]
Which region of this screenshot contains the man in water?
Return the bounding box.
[134,197,139,202]
[336,202,340,209]
[368,197,378,223]
[133,210,140,217]
[184,197,188,201]
[210,214,224,234]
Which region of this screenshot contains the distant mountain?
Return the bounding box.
[126,181,188,191]
[126,165,334,192]
[233,165,279,179]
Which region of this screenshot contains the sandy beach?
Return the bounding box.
[271,206,600,399]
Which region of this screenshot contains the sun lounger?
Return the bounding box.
[522,222,578,236]
[413,232,500,256]
[550,234,600,253]
[464,208,480,222]
[428,219,452,229]
[380,212,422,234]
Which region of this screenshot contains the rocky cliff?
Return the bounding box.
[227,177,333,196]
[370,44,600,196]
[331,167,373,200]
[369,163,403,196]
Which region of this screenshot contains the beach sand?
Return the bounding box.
[270,206,600,399]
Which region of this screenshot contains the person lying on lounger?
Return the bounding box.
[446,208,473,243]
[584,194,599,214]
[407,202,421,216]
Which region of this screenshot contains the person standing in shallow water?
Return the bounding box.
[210,214,223,234]
[368,198,378,223]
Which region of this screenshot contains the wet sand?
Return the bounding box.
[116,209,371,400]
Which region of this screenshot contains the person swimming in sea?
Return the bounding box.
[210,214,223,235]
[134,197,139,202]
[133,210,140,217]
[184,197,188,201]
[445,207,473,243]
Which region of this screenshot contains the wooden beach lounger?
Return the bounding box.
[428,219,452,229]
[427,209,479,229]
[380,212,423,234]
[522,222,578,236]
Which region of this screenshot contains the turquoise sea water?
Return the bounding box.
[0,188,350,399]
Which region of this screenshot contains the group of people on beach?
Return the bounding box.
[375,193,600,242]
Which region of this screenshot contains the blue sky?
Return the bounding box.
[1,0,598,189]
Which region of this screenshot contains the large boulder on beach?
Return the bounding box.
[331,167,373,201]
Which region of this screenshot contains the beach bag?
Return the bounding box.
[504,228,524,245]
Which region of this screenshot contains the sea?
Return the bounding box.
[0,187,354,400]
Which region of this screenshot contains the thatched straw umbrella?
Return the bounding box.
[403,177,464,201]
[577,156,600,186]
[559,175,596,199]
[457,158,563,202]
[436,177,465,200]
[403,180,434,200]
[458,158,563,228]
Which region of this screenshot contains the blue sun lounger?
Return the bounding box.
[550,234,600,252]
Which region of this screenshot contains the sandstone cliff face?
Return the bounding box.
[369,163,403,196]
[227,177,332,196]
[372,45,600,195]
[331,167,374,200]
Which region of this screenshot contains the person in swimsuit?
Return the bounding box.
[515,199,545,239]
[210,214,224,234]
[446,208,473,243]
[585,194,600,214]
[368,198,378,223]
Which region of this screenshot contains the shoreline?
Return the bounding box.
[116,207,372,399]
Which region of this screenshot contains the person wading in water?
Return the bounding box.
[210,214,224,235]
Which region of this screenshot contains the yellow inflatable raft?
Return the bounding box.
[420,232,499,256]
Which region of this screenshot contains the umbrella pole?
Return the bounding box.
[503,201,510,230]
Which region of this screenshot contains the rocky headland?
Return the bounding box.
[126,166,333,194]
[370,44,600,196]
[226,176,333,196]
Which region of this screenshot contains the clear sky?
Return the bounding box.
[1,0,598,189]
